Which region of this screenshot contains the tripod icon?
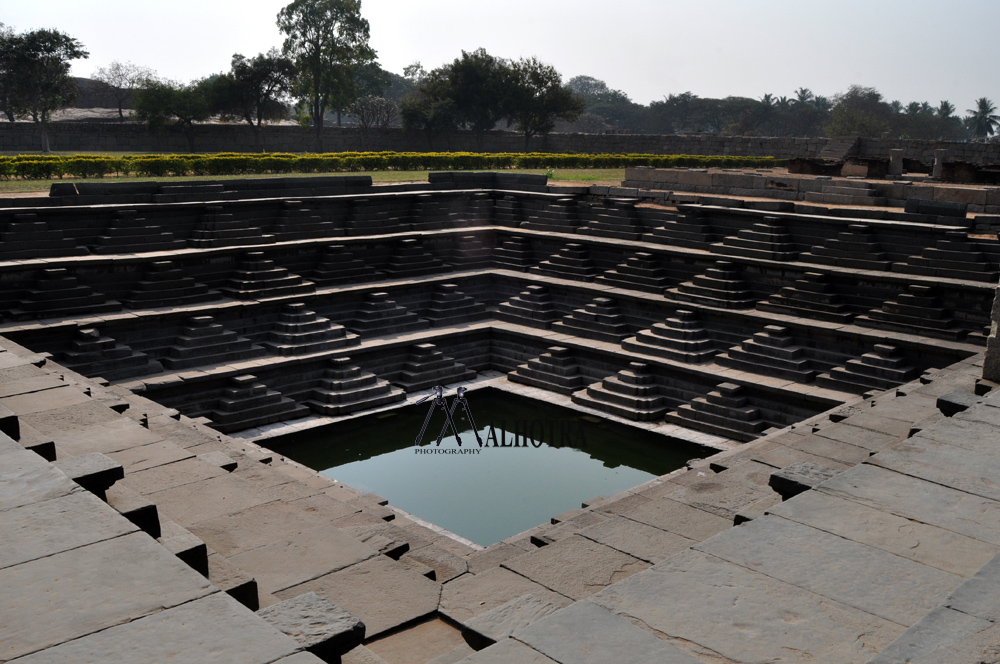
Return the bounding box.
[414,386,483,447]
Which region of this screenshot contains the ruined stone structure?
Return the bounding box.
[3,169,1000,662]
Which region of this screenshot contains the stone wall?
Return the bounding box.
[857,137,1000,165]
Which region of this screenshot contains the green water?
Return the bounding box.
[274,388,707,546]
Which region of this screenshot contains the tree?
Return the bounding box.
[937,100,955,119]
[794,87,814,105]
[399,66,457,147]
[349,94,397,140]
[277,0,376,150]
[92,60,154,119]
[567,74,643,132]
[209,49,294,151]
[0,23,20,122]
[4,28,88,151]
[504,57,584,148]
[133,79,211,151]
[966,97,999,139]
[826,85,892,137]
[448,48,510,140]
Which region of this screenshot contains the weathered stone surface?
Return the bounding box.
[0,532,214,661]
[189,500,330,557]
[910,623,1000,664]
[868,606,992,664]
[9,593,301,664]
[465,542,530,574]
[514,601,701,664]
[439,566,572,623]
[0,490,136,570]
[593,549,903,663]
[946,553,1000,621]
[577,515,694,563]
[227,524,377,596]
[257,591,365,658]
[142,474,275,525]
[769,490,999,577]
[624,495,733,541]
[695,515,961,625]
[454,639,557,664]
[462,593,561,649]
[501,535,649,600]
[401,543,468,583]
[275,556,440,638]
[870,434,1000,502]
[0,459,80,512]
[199,450,238,471]
[768,461,840,499]
[107,440,193,473]
[366,617,471,664]
[51,452,123,494]
[121,456,228,495]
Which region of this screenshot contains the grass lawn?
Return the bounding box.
[0,168,626,196]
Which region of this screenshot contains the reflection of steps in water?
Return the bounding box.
[305,357,405,416]
[572,362,667,421]
[205,374,309,433]
[508,346,588,395]
[621,310,717,364]
[665,382,770,443]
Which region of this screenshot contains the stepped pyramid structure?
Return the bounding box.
[572,362,667,421]
[383,238,448,278]
[552,297,630,343]
[421,284,487,327]
[123,261,220,309]
[269,200,341,241]
[311,244,380,286]
[161,316,265,370]
[205,374,309,433]
[496,285,561,329]
[392,343,475,392]
[12,268,121,320]
[643,208,716,249]
[621,309,717,363]
[816,344,919,393]
[220,253,315,301]
[346,197,411,235]
[712,217,798,261]
[492,236,534,271]
[665,382,770,442]
[60,327,162,381]
[799,223,891,271]
[668,261,757,309]
[856,285,962,340]
[715,325,817,382]
[412,193,460,230]
[577,199,644,240]
[892,231,999,283]
[346,292,429,336]
[305,357,405,416]
[756,271,853,323]
[0,212,86,259]
[261,303,359,356]
[520,198,578,233]
[449,235,492,270]
[494,195,521,226]
[529,243,598,281]
[595,251,672,293]
[187,205,275,248]
[93,209,186,255]
[508,346,588,395]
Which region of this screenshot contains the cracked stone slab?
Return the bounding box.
[454,639,557,663]
[768,461,840,499]
[694,515,961,625]
[513,601,701,664]
[8,593,301,664]
[462,593,562,650]
[439,566,572,624]
[577,515,695,563]
[818,464,1000,547]
[274,555,440,638]
[0,490,136,571]
[121,457,229,495]
[107,440,194,473]
[592,549,903,663]
[401,542,468,583]
[0,531,214,661]
[50,452,123,495]
[501,535,649,600]
[257,591,365,658]
[768,490,999,577]
[664,460,781,519]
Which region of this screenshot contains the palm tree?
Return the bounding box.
[920,101,934,115]
[812,96,832,112]
[905,101,922,115]
[794,87,813,105]
[889,100,903,114]
[937,100,955,119]
[759,93,774,107]
[966,97,1000,138]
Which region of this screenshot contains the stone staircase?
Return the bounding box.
[804,179,887,206]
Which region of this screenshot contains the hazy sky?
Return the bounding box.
[5,0,998,110]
